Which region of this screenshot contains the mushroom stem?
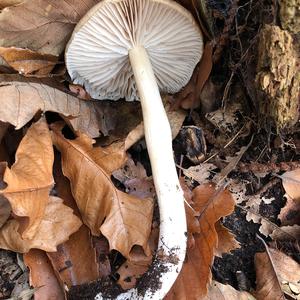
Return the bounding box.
[95,45,187,300]
[130,46,187,298]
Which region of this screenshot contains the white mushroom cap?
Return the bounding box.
[66,0,203,101]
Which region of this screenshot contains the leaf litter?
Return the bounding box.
[0,0,299,299]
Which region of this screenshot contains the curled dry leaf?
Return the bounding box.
[0,0,99,56]
[166,183,236,300]
[281,168,300,202]
[24,249,66,300]
[0,75,141,138]
[0,196,82,253]
[270,225,300,240]
[0,47,58,76]
[51,125,153,258]
[0,119,54,239]
[47,162,100,287]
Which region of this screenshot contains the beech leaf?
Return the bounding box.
[0,196,82,253]
[51,125,153,258]
[0,118,54,239]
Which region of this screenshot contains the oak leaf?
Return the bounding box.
[166,183,236,300]
[24,249,66,300]
[0,119,54,239]
[51,125,153,258]
[0,196,82,252]
[0,0,99,56]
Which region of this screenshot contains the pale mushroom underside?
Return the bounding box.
[66,0,203,101]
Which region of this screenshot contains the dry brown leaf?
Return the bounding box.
[113,156,155,199]
[270,225,300,240]
[24,249,66,300]
[0,0,99,56]
[0,47,57,76]
[255,247,300,300]
[117,227,159,290]
[255,251,285,300]
[51,125,153,258]
[47,225,99,287]
[204,281,255,300]
[281,169,300,202]
[215,221,240,257]
[0,75,141,138]
[0,119,53,239]
[47,163,100,287]
[69,84,92,101]
[0,1,23,9]
[0,196,10,228]
[0,121,9,143]
[0,196,81,252]
[279,196,300,226]
[166,183,235,300]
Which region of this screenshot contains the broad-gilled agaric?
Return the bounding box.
[66,0,203,299]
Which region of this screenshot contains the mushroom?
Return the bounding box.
[65,0,203,298]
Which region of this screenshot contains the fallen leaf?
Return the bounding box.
[47,163,100,287]
[0,121,9,143]
[69,84,92,101]
[48,226,99,287]
[166,183,235,300]
[117,227,159,290]
[0,196,81,252]
[51,125,153,258]
[0,75,141,138]
[270,225,300,240]
[0,119,54,239]
[204,281,255,300]
[0,47,57,76]
[113,156,155,199]
[0,0,99,56]
[255,252,285,300]
[279,196,300,226]
[0,196,11,228]
[281,169,300,202]
[182,163,216,185]
[0,1,23,9]
[255,247,300,300]
[24,249,66,300]
[215,222,240,257]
